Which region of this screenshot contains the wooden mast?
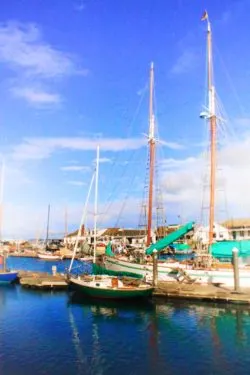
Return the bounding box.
[93,145,100,264]
[146,62,155,247]
[203,11,216,246]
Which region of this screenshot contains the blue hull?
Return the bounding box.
[0,272,18,284]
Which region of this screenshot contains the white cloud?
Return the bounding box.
[93,157,112,164]
[0,22,79,78]
[235,117,250,127]
[74,2,86,12]
[12,87,61,104]
[161,157,197,170]
[0,21,86,105]
[11,137,147,160]
[1,196,143,239]
[67,181,86,186]
[160,131,250,223]
[61,165,90,172]
[170,50,197,75]
[160,140,186,150]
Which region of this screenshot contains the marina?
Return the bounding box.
[0,1,250,374]
[2,256,250,305]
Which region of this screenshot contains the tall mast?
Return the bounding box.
[146,62,155,247]
[202,11,216,246]
[45,204,50,250]
[93,145,100,264]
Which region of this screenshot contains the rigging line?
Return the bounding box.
[98,147,144,228]
[152,83,168,226]
[114,167,139,228]
[100,83,148,207]
[216,92,237,142]
[105,84,148,178]
[199,121,210,226]
[127,82,148,138]
[214,42,246,117]
[138,142,151,235]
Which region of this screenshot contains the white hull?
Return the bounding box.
[80,256,94,263]
[104,257,250,287]
[38,253,62,261]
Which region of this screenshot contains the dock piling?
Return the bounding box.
[52,265,57,276]
[232,247,240,293]
[153,249,158,287]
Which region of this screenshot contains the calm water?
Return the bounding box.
[6,256,89,275]
[1,258,250,375]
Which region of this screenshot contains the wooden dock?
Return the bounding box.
[18,271,68,290]
[154,281,250,304]
[16,271,250,304]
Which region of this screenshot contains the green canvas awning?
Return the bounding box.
[146,221,195,255]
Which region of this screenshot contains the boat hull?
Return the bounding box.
[104,256,250,287]
[37,253,61,261]
[0,271,18,284]
[69,277,153,300]
[104,256,178,281]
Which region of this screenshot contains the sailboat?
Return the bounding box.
[103,13,250,287]
[68,146,154,299]
[37,205,62,261]
[103,62,193,280]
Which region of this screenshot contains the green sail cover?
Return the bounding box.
[92,263,143,279]
[171,243,191,251]
[145,221,195,255]
[105,242,115,257]
[210,240,250,259]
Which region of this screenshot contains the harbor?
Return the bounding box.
[1,1,250,374]
[2,255,250,305]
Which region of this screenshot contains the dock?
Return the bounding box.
[154,281,250,304]
[18,271,68,290]
[15,271,250,304]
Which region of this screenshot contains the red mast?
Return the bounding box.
[202,11,216,246]
[146,62,155,247]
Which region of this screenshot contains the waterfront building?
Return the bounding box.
[221,219,250,240]
[193,223,231,245]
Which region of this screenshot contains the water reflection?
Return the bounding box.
[67,295,250,374]
[2,285,250,375]
[68,292,155,318]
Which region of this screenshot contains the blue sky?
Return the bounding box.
[0,0,250,238]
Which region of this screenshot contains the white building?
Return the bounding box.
[193,223,231,245]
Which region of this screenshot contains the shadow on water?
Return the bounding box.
[68,291,155,316]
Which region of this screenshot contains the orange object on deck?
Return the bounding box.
[111,277,119,288]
